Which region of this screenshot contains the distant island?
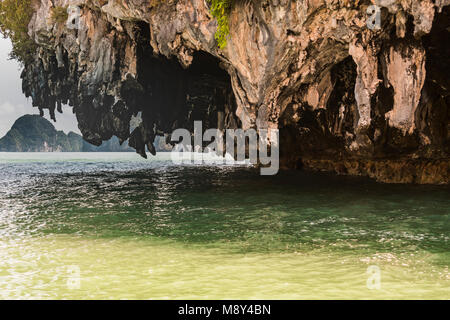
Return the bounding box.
[0,115,172,152]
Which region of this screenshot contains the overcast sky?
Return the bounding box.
[0,37,80,137]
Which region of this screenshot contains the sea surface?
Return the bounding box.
[0,152,448,299]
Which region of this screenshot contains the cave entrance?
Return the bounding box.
[188,51,230,79]
[131,22,237,141]
[184,51,237,131]
[420,6,450,150]
[121,22,238,156]
[278,57,358,168]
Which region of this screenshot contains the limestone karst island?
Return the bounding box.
[0,0,448,303]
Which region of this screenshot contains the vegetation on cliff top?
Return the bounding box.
[209,0,233,49]
[0,0,234,61]
[150,0,234,49]
[0,0,36,64]
[50,6,69,25]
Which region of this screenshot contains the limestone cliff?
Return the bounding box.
[18,0,450,183]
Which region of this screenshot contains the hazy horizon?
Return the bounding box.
[0,37,80,138]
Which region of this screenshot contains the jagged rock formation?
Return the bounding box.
[19,0,449,183]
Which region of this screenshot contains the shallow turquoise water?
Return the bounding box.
[0,153,448,299]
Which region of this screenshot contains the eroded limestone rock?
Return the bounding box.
[19,0,450,183]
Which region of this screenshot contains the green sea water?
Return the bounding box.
[0,152,448,299]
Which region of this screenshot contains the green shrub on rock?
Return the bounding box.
[0,0,36,64]
[209,0,233,49]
